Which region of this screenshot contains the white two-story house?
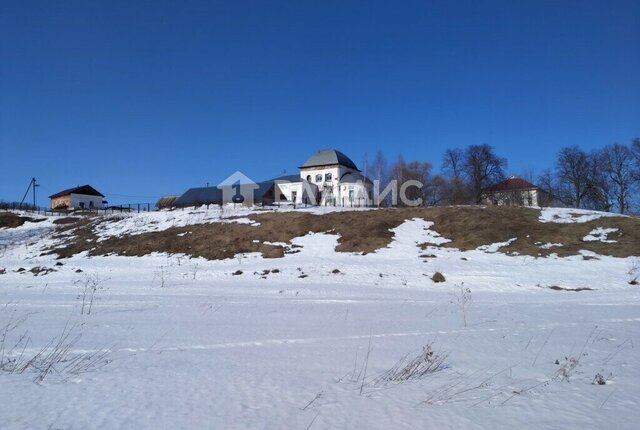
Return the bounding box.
[276,149,372,206]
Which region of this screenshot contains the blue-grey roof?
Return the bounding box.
[300,149,359,171]
[174,187,223,206]
[270,174,303,183]
[174,181,282,206]
[340,171,373,184]
[254,181,275,198]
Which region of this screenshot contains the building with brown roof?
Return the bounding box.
[482,176,548,207]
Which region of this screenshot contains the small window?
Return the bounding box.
[325,173,332,181]
[89,201,94,208]
[306,175,311,181]
[315,174,322,182]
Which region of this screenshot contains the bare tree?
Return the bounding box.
[519,168,536,184]
[425,174,448,206]
[584,151,614,212]
[442,148,464,178]
[536,169,557,207]
[371,150,391,206]
[410,160,433,205]
[598,143,636,213]
[361,152,369,182]
[462,144,507,204]
[390,155,408,184]
[632,138,640,182]
[440,148,472,204]
[371,150,388,182]
[555,146,591,208]
[390,159,432,206]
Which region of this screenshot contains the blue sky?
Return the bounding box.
[1,0,639,205]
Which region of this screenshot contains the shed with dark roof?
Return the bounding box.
[173,181,286,207]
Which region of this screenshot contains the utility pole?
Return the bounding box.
[32,178,39,209]
[19,177,39,209]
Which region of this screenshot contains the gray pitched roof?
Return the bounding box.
[174,180,285,206]
[173,187,223,206]
[300,149,359,171]
[270,174,303,183]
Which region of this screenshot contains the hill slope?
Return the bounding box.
[43,205,640,260]
[0,206,639,430]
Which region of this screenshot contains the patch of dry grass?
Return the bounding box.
[546,285,594,292]
[421,206,640,258]
[431,272,446,283]
[0,212,40,229]
[43,217,99,259]
[29,266,56,276]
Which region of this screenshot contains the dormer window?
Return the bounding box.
[325,173,332,182]
[315,174,322,182]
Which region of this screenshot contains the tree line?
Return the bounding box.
[363,138,640,214]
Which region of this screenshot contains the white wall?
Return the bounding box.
[69,193,104,209]
[485,189,539,207]
[276,181,319,205]
[338,182,371,206]
[300,166,341,185]
[300,166,365,205]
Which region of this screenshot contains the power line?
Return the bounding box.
[103,192,162,199]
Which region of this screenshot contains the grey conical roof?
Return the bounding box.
[300,149,359,171]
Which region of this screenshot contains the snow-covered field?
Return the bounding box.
[0,208,639,429]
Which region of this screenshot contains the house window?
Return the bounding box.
[315,174,322,182]
[349,190,354,202]
[306,175,311,182]
[89,201,94,208]
[79,202,85,209]
[291,191,297,202]
[527,195,533,206]
[325,173,332,182]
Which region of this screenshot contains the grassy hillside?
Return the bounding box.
[0,212,39,229]
[44,206,640,260]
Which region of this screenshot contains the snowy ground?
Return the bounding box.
[0,209,639,429]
